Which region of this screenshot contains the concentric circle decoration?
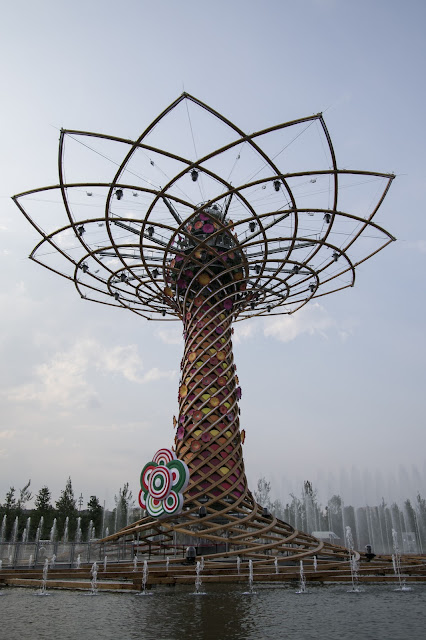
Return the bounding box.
[140,463,156,492]
[139,447,190,518]
[146,494,165,518]
[163,491,184,515]
[153,448,176,465]
[168,459,190,493]
[148,466,172,500]
[138,488,147,509]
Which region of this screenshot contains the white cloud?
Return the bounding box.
[4,338,175,409]
[155,326,183,345]
[233,320,258,343]
[263,303,336,343]
[101,344,151,383]
[140,367,176,383]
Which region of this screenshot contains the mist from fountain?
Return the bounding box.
[237,556,241,575]
[274,556,279,574]
[11,517,18,544]
[76,517,82,543]
[101,507,105,539]
[49,519,57,542]
[36,558,50,596]
[75,554,81,569]
[243,559,256,595]
[138,559,152,596]
[90,562,98,595]
[296,560,307,594]
[22,517,31,543]
[392,528,411,591]
[142,560,148,593]
[50,554,56,569]
[63,517,69,544]
[35,516,43,543]
[346,526,360,592]
[194,560,204,595]
[103,555,108,572]
[280,468,426,556]
[0,515,6,543]
[166,556,170,572]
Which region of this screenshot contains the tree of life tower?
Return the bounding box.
[14,93,395,561]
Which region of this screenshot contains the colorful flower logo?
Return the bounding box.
[138,448,190,518]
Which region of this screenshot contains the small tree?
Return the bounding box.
[33,485,54,539]
[0,487,17,539]
[303,480,320,535]
[416,493,426,550]
[3,487,16,513]
[271,498,285,520]
[17,480,32,513]
[35,486,52,513]
[254,477,272,511]
[114,483,134,531]
[289,494,303,530]
[327,495,344,540]
[56,477,77,538]
[87,496,103,536]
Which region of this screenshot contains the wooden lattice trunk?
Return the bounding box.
[177,301,247,503]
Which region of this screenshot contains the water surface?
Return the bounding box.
[1,582,424,639]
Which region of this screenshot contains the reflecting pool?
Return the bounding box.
[1,582,425,640]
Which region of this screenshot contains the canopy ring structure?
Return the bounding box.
[14,93,395,564]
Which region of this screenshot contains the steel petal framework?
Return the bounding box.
[14,93,395,562]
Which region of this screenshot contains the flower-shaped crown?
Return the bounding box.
[138,448,190,518]
[13,93,395,323]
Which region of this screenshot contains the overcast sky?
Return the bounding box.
[1,0,425,510]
